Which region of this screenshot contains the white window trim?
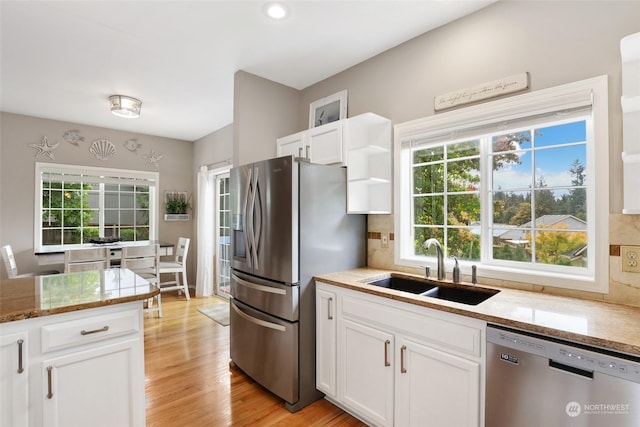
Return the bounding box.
[34,163,160,250]
[394,75,609,293]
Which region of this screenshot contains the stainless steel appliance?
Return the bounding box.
[229,155,366,412]
[486,324,640,426]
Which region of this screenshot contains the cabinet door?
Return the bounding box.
[316,287,337,397]
[338,318,394,427]
[42,339,144,427]
[396,337,480,427]
[308,121,344,164]
[1,332,29,427]
[276,131,306,158]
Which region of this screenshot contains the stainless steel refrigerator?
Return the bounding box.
[229,155,366,412]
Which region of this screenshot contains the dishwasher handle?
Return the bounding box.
[549,359,594,379]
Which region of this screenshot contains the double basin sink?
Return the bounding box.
[367,274,499,306]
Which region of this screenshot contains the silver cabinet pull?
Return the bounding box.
[400,345,407,373]
[298,146,303,158]
[328,297,333,320]
[17,339,24,374]
[305,145,310,159]
[384,340,391,367]
[46,366,53,399]
[81,325,109,335]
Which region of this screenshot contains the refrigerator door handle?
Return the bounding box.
[233,274,286,295]
[253,168,262,269]
[242,167,253,268]
[232,302,286,332]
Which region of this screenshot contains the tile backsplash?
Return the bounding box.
[368,213,640,308]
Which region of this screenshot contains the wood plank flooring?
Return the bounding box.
[144,292,366,427]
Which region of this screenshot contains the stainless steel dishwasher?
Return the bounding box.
[486,324,640,427]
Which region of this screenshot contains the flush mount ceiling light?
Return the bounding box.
[109,95,142,118]
[264,2,289,20]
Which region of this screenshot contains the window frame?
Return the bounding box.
[34,163,159,250]
[394,75,609,293]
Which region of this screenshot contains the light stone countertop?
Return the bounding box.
[315,267,640,356]
[0,268,159,323]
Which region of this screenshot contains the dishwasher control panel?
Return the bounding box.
[487,325,640,384]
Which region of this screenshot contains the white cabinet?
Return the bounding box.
[308,121,345,165]
[316,281,485,427]
[276,130,307,159]
[396,337,480,427]
[0,302,145,427]
[345,114,392,214]
[276,122,344,165]
[338,318,394,427]
[276,113,392,213]
[621,32,640,213]
[42,339,143,427]
[1,332,29,427]
[316,287,337,397]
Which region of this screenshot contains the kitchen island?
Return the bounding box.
[0,268,157,427]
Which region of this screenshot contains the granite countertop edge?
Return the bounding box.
[0,288,160,323]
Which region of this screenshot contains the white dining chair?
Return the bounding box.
[2,244,59,278]
[64,247,111,273]
[121,244,161,317]
[159,237,190,300]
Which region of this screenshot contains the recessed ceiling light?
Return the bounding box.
[264,2,289,20]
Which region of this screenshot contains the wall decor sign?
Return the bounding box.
[434,72,530,111]
[309,89,348,128]
[30,136,59,159]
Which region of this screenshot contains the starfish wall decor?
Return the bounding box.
[29,136,60,160]
[143,149,163,168]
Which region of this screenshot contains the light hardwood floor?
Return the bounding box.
[144,291,366,427]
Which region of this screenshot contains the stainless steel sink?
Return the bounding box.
[367,274,499,305]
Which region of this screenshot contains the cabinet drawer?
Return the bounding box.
[41,309,140,353]
[341,294,482,358]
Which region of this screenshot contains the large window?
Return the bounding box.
[35,163,159,249]
[395,76,609,292]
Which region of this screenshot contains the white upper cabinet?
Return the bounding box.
[276,112,392,214]
[621,32,640,213]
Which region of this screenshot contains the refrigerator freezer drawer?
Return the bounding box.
[230,299,299,405]
[231,271,299,321]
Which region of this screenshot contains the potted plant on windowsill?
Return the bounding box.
[164,191,191,221]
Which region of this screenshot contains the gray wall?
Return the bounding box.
[233,70,302,166]
[0,112,194,278]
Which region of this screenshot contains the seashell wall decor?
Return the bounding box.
[89,139,116,160]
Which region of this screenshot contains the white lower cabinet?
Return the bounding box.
[316,281,485,427]
[339,318,394,427]
[0,302,145,427]
[1,332,29,427]
[316,287,337,397]
[396,337,480,427]
[42,339,142,427]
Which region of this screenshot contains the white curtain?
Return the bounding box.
[195,166,214,297]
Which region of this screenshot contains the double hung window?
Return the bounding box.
[35,163,159,249]
[395,76,609,292]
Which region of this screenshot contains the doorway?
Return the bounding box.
[215,172,231,299]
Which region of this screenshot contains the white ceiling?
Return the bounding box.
[1,1,493,142]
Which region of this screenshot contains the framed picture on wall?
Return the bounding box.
[309,89,348,128]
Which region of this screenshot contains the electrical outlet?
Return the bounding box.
[621,245,640,273]
[381,232,389,249]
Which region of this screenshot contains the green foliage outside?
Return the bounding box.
[412,128,588,268]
